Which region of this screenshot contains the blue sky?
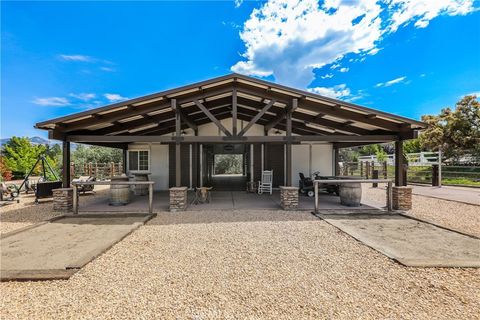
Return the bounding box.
[2,0,479,139]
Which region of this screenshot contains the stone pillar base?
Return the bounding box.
[393,186,412,210]
[280,186,299,210]
[170,187,188,212]
[53,188,73,212]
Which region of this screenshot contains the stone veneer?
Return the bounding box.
[392,186,412,210]
[52,188,73,212]
[169,187,188,212]
[280,186,299,210]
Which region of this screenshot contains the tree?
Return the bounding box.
[72,144,122,164]
[403,139,422,154]
[214,154,243,174]
[420,95,480,161]
[2,137,58,179]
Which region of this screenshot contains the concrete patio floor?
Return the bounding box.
[1,214,154,281]
[322,214,480,267]
[78,190,381,213]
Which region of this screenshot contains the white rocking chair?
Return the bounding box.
[258,170,273,194]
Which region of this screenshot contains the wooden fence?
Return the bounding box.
[70,162,124,180]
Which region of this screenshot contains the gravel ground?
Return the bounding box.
[362,184,480,237]
[2,210,479,319]
[0,187,109,235]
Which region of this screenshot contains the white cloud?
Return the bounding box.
[234,0,243,8]
[100,66,115,72]
[231,0,476,88]
[104,93,128,102]
[308,84,351,99]
[466,91,480,97]
[69,93,96,101]
[375,76,408,87]
[388,0,475,32]
[339,67,349,73]
[321,73,334,79]
[32,97,70,106]
[59,54,93,62]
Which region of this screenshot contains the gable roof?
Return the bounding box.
[36,73,426,138]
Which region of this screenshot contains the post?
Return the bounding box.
[123,149,127,174]
[314,181,319,213]
[148,183,153,214]
[173,99,181,187]
[73,184,78,214]
[285,99,295,186]
[432,165,439,186]
[372,170,379,187]
[333,147,339,176]
[365,161,370,179]
[387,181,393,212]
[250,144,254,183]
[383,161,388,179]
[360,161,363,178]
[395,140,406,186]
[232,88,237,136]
[199,144,203,187]
[438,148,442,187]
[62,141,71,188]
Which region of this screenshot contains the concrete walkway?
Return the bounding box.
[79,191,380,213]
[412,185,480,205]
[322,214,480,267]
[1,214,153,281]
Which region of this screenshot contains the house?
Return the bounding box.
[35,73,425,193]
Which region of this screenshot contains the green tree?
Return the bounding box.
[214,154,243,174]
[403,139,422,154]
[420,95,480,161]
[2,137,58,178]
[72,144,122,164]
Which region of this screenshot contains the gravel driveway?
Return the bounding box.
[2,210,479,319]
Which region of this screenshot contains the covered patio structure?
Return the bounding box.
[35,73,426,212]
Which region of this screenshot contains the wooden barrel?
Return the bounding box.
[110,176,130,206]
[339,183,362,207]
[133,174,149,196]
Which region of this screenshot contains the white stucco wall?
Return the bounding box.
[290,143,333,187]
[198,119,264,136]
[128,143,169,191]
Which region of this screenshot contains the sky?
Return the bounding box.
[1,0,479,139]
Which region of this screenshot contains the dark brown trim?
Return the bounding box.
[194,100,232,136]
[238,100,275,136]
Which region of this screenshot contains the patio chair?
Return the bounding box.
[71,176,96,194]
[258,170,273,195]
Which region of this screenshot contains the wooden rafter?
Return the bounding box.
[194,100,232,136]
[238,100,275,136]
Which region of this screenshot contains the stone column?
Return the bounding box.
[280,186,298,210]
[392,186,412,210]
[169,187,188,212]
[53,188,73,212]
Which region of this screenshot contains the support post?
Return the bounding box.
[148,183,153,214]
[438,147,442,187]
[232,88,237,136]
[285,99,295,186]
[314,181,319,213]
[173,99,181,187]
[334,147,339,176]
[387,181,393,212]
[123,149,127,174]
[62,141,71,188]
[73,184,78,214]
[395,140,406,186]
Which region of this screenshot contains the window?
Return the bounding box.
[128,150,149,172]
